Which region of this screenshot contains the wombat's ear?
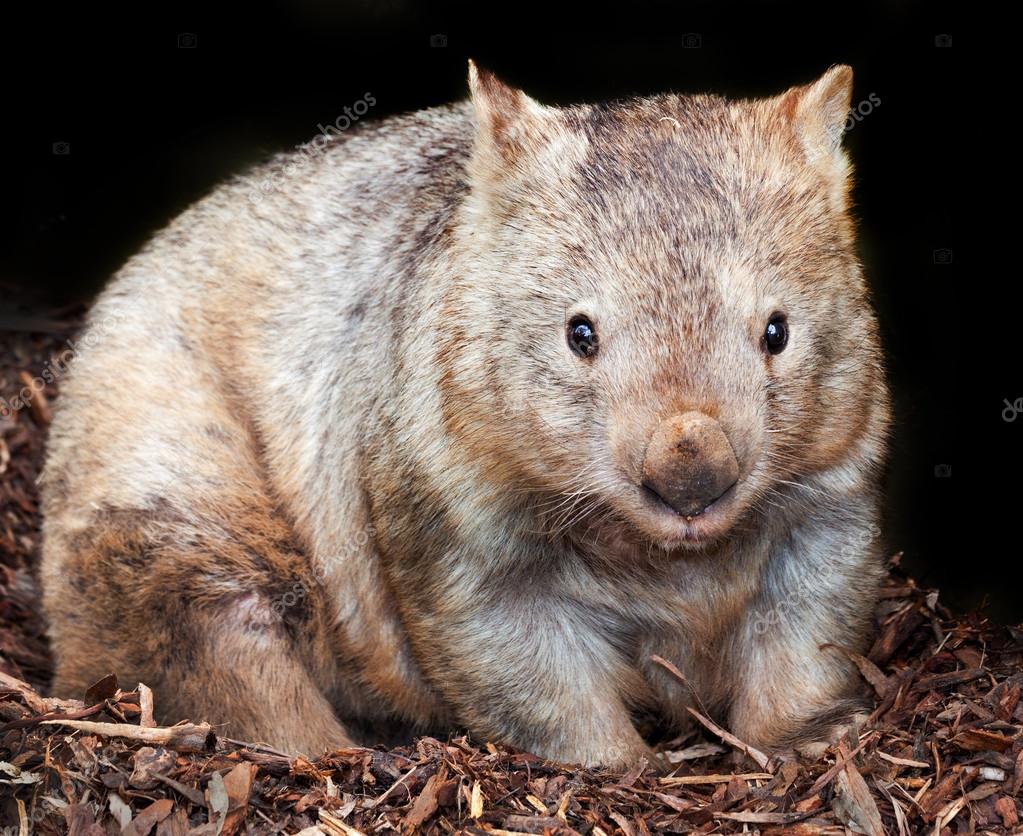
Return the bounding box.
[467,59,550,167]
[781,64,854,165]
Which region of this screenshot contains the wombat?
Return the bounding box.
[40,62,890,768]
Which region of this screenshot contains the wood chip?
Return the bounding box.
[121,798,173,836]
[949,728,1014,752]
[138,683,156,728]
[470,778,484,819]
[833,753,885,836]
[17,371,52,426]
[876,750,930,769]
[995,795,1020,829]
[403,767,445,833]
[319,809,366,836]
[221,761,257,835]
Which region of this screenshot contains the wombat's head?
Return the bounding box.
[440,62,888,551]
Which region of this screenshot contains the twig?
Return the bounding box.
[659,772,773,786]
[714,810,816,824]
[319,809,367,835]
[0,701,106,734]
[650,655,712,715]
[218,737,295,759]
[877,750,930,769]
[364,762,420,809]
[149,771,206,806]
[16,798,27,836]
[684,707,771,771]
[40,719,215,752]
[799,732,876,800]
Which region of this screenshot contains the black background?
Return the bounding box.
[2,4,1001,618]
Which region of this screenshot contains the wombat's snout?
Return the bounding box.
[641,412,740,518]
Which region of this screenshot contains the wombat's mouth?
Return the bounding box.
[640,479,738,520]
[630,478,742,548]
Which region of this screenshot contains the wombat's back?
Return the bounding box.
[43,100,472,519]
[39,101,475,714]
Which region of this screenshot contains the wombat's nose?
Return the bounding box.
[641,412,740,517]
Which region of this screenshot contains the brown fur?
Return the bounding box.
[41,62,890,766]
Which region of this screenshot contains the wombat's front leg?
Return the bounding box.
[727,507,884,749]
[412,586,651,768]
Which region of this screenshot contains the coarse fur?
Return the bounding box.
[40,63,890,767]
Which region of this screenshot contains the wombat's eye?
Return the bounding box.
[763,314,788,355]
[567,316,599,358]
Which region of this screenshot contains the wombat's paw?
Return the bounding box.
[542,735,654,772]
[645,749,676,775]
[793,709,870,761]
[592,739,665,773]
[768,746,802,765]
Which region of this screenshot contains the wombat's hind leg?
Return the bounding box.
[45,507,354,759]
[157,592,354,756]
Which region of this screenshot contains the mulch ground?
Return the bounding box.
[1,323,1021,835]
